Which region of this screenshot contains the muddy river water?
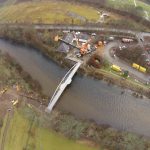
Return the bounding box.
[0,39,150,137]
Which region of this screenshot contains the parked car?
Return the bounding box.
[108,36,115,41]
[91,33,96,36]
[122,38,133,43]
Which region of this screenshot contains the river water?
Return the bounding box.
[0,39,150,137]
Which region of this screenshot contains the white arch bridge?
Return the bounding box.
[45,61,82,113]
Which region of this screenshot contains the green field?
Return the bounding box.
[0,0,149,31]
[0,1,99,24]
[107,0,150,17]
[1,107,98,150]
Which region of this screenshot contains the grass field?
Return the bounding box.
[0,1,99,24]
[1,107,98,150]
[107,0,150,18]
[0,0,149,31]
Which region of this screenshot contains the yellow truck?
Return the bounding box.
[132,63,139,69]
[139,66,146,73]
[132,63,146,73]
[111,65,122,72]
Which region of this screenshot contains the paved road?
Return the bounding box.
[1,23,149,44]
[0,23,150,41]
[104,42,150,82]
[0,23,149,34]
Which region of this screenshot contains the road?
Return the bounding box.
[0,23,149,35]
[0,23,149,43]
[104,42,150,82]
[0,23,150,39]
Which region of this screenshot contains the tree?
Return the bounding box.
[122,70,129,78]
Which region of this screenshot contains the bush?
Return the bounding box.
[103,58,110,69]
[54,114,88,139]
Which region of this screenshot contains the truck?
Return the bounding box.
[122,38,133,43]
[139,66,146,73]
[111,65,122,72]
[132,63,146,73]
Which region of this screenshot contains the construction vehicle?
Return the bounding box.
[111,65,122,72]
[122,38,133,43]
[97,41,104,48]
[139,66,146,73]
[132,63,146,73]
[80,39,92,55]
[132,63,139,69]
[55,35,95,57]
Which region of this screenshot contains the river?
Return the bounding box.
[0,39,150,137]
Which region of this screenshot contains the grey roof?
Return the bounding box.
[76,33,89,40]
[57,33,74,53]
[57,43,69,53]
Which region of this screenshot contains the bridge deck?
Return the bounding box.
[46,61,82,113]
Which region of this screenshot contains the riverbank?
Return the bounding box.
[0,27,149,99]
[0,53,150,149]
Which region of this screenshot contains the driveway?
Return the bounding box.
[104,42,150,83]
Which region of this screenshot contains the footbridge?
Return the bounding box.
[46,61,82,113]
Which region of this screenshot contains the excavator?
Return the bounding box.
[54,35,93,57]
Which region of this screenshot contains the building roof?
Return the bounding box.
[57,43,69,53]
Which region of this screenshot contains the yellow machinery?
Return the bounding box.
[139,66,146,73]
[132,63,139,69]
[97,41,104,48]
[54,35,60,42]
[111,65,122,72]
[132,63,146,73]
